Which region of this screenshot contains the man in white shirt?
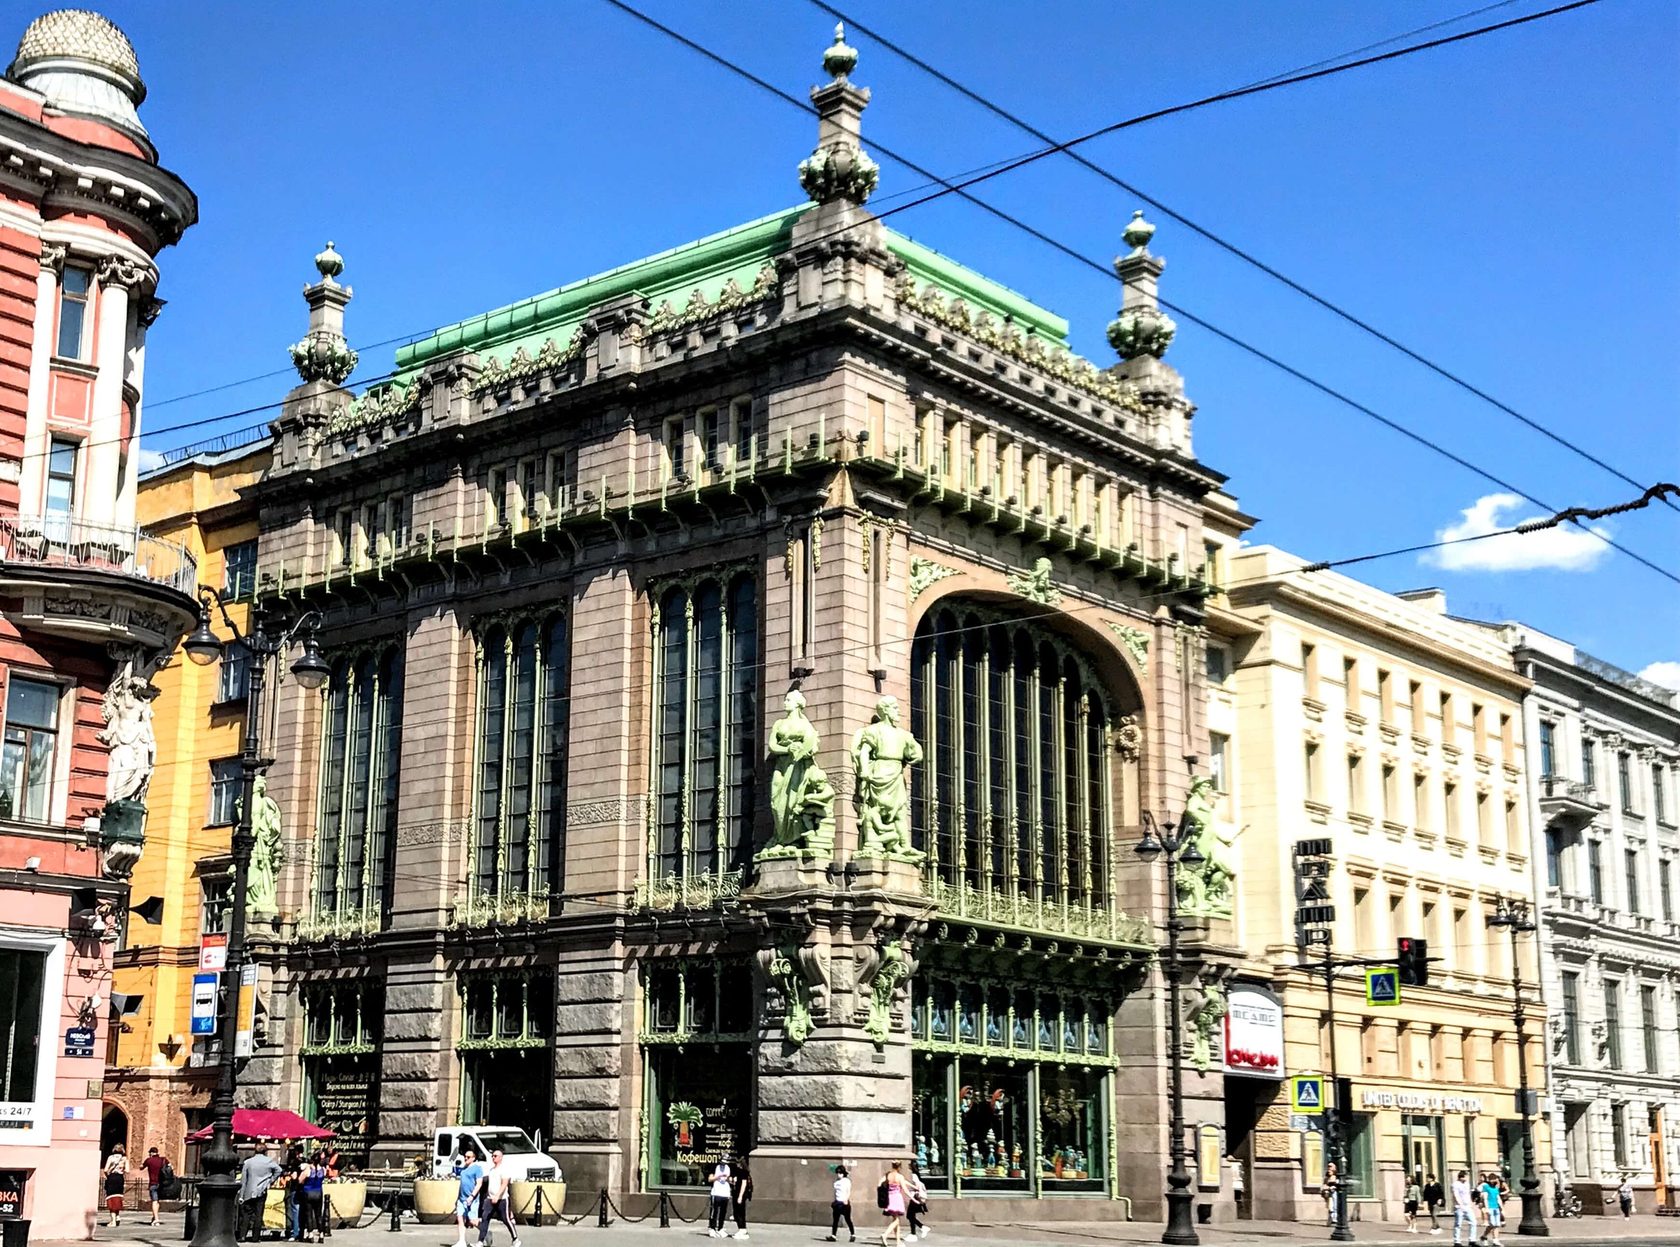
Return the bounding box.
[476,1149,520,1247]
[1451,1171,1475,1246]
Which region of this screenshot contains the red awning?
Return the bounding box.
[188,1110,334,1142]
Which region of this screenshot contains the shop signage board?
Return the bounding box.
[198,933,227,972]
[1360,1089,1483,1114]
[0,1169,25,1218]
[234,962,257,1057]
[1290,1075,1324,1111]
[1365,967,1400,1006]
[1223,985,1284,1078]
[190,972,218,1035]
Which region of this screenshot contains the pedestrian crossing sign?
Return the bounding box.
[1366,967,1401,1006]
[1290,1075,1323,1112]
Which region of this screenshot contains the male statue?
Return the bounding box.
[850,696,924,858]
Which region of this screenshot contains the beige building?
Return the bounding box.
[1211,545,1549,1222]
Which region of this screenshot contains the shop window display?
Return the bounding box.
[956,1070,1030,1191]
[1038,1067,1106,1191]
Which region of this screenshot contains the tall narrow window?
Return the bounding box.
[699,408,721,471]
[45,437,77,519]
[1305,742,1321,801]
[910,605,1114,911]
[1661,858,1673,921]
[1347,753,1364,815]
[1560,972,1581,1064]
[311,648,403,934]
[1443,780,1459,840]
[1656,765,1670,826]
[1604,980,1622,1069]
[652,575,757,883]
[1582,737,1597,788]
[1302,643,1319,699]
[1626,848,1642,914]
[1619,752,1636,814]
[1545,828,1562,890]
[471,615,569,916]
[56,266,91,359]
[1210,733,1230,794]
[664,417,688,480]
[207,758,241,826]
[1589,839,1605,904]
[731,398,754,466]
[1539,721,1557,777]
[1642,984,1660,1073]
[223,540,258,599]
[2,676,59,823]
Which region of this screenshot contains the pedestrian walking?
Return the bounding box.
[905,1160,929,1240]
[282,1144,304,1241]
[1478,1172,1504,1245]
[1423,1172,1445,1233]
[239,1142,283,1242]
[1451,1170,1476,1246]
[450,1144,486,1247]
[826,1164,855,1242]
[103,1143,129,1227]
[297,1152,327,1243]
[1405,1174,1422,1233]
[880,1160,909,1246]
[1618,1175,1635,1218]
[476,1148,519,1247]
[142,1146,170,1226]
[1323,1161,1341,1228]
[730,1159,753,1239]
[706,1160,733,1237]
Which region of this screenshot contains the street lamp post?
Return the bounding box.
[181,590,327,1247]
[1488,895,1549,1238]
[1137,810,1206,1247]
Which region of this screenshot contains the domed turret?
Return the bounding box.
[7,9,149,147]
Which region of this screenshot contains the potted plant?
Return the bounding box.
[412,1174,458,1224]
[325,1177,367,1227]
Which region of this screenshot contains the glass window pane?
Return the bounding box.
[6,678,59,729]
[649,967,680,1033]
[686,964,715,1034]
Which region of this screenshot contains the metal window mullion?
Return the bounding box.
[1076,693,1091,905]
[359,660,384,919]
[951,637,966,888]
[718,590,732,879]
[1099,726,1116,921]
[978,643,993,898]
[923,639,940,878]
[648,604,662,887]
[1028,653,1043,910]
[495,630,515,897]
[680,593,697,879]
[1004,652,1018,898]
[1054,672,1068,917]
[529,628,545,900]
[334,669,359,916]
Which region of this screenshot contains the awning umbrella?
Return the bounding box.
[188,1109,334,1142]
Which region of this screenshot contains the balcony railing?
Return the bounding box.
[0,513,197,595]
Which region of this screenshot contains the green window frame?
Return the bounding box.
[650,573,757,885]
[908,972,1115,1067]
[310,647,403,935]
[457,972,555,1051]
[639,959,754,1044]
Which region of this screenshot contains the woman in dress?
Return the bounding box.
[103,1144,129,1227]
[880,1161,909,1246]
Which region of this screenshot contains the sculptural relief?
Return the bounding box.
[245,775,285,916]
[759,689,836,859]
[850,696,924,860]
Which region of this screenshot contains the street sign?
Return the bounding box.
[190,972,218,1035]
[1366,967,1401,1006]
[1291,1075,1324,1111]
[1289,1113,1322,1132]
[199,933,228,972]
[63,1026,94,1057]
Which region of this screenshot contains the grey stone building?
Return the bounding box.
[241,33,1241,1221]
[1500,624,1680,1210]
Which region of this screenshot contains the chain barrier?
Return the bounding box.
[602,1190,661,1224]
[664,1191,704,1225]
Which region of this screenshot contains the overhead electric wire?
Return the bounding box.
[602,0,1677,588]
[808,0,1672,516]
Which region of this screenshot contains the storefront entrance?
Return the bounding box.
[1402,1115,1443,1183]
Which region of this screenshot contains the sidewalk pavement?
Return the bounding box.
[43,1208,1680,1247]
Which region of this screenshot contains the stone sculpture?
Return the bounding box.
[851,696,924,860]
[765,943,813,1046]
[1188,981,1227,1073]
[760,688,836,859]
[864,938,910,1045]
[1175,775,1235,917]
[100,663,156,806]
[245,775,285,916]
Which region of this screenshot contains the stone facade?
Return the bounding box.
[1501,624,1680,1212]
[236,37,1240,1223]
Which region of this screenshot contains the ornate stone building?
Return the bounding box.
[0,9,196,1237]
[1497,624,1680,1210]
[244,33,1236,1219]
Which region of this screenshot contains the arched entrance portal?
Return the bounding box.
[101,1104,129,1162]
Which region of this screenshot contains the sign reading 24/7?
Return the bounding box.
[1366,967,1401,1006]
[1290,1075,1324,1112]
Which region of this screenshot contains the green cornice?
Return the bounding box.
[885,232,1067,346]
[391,206,1071,378]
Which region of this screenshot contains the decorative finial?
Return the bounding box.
[314,241,345,283]
[822,22,858,82]
[1122,210,1156,255]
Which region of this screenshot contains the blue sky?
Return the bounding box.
[99,0,1677,678]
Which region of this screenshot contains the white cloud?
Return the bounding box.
[1640,662,1680,692]
[1424,493,1610,573]
[137,447,168,474]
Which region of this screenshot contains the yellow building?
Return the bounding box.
[1210,545,1549,1223]
[106,441,266,1163]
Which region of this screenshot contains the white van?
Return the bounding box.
[431,1126,560,1181]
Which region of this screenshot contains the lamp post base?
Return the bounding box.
[1517,1189,1550,1236]
[1162,1186,1200,1246]
[190,1173,240,1247]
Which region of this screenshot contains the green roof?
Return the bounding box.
[393,206,1070,377]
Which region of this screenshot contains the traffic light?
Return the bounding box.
[1397,937,1429,987]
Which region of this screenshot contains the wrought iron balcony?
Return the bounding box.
[0,512,198,646]
[1539,774,1605,829]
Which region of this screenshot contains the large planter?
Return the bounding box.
[325,1181,367,1227]
[413,1177,458,1224]
[509,1180,567,1221]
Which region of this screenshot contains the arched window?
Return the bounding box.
[651,573,757,883]
[470,613,569,917]
[910,606,1114,909]
[313,646,403,930]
